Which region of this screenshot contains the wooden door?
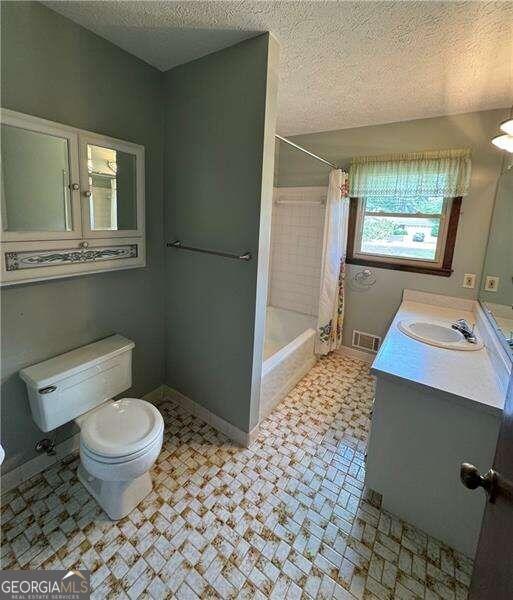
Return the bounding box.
[463,373,513,599]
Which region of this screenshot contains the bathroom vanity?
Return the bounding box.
[366,290,510,557]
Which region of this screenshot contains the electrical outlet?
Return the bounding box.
[462,274,476,289]
[484,276,500,292]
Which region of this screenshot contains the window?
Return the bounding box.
[347,195,461,276]
[346,149,470,276]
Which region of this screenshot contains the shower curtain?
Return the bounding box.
[315,169,350,355]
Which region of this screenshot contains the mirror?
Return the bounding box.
[479,164,513,359]
[87,144,137,231]
[1,124,72,231]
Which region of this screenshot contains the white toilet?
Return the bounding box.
[20,335,164,520]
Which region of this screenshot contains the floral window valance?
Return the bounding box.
[349,149,472,198]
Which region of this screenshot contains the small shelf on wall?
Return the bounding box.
[273,187,327,206]
[2,239,145,286]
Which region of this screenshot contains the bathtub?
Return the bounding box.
[260,306,317,419]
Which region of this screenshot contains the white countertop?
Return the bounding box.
[372,292,506,416]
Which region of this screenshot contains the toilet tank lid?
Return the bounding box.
[19,334,135,389]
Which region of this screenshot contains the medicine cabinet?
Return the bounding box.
[0,109,145,285]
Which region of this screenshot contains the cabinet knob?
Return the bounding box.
[79,241,89,249]
[84,190,92,197]
[71,183,79,191]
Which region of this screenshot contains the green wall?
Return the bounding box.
[0,3,279,473]
[274,137,331,187]
[1,1,165,473]
[279,110,508,347]
[164,34,279,433]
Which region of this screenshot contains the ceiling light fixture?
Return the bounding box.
[492,134,513,153]
[492,114,513,154]
[499,119,513,135]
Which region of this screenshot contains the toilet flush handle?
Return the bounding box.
[38,385,57,394]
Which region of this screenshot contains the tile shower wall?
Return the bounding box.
[269,187,326,316]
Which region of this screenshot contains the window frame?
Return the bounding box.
[346,196,462,277]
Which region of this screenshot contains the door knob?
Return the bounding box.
[460,462,498,503]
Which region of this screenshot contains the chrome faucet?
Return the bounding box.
[451,319,477,344]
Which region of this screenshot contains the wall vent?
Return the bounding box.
[352,330,381,353]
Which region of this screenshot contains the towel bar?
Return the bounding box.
[166,240,252,261]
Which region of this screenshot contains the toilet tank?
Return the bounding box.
[20,335,135,432]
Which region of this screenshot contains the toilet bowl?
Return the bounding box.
[77,398,164,519]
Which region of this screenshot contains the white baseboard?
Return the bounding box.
[142,385,165,405]
[157,385,257,448]
[336,345,375,363]
[1,432,81,493]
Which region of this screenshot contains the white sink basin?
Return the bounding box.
[398,320,484,351]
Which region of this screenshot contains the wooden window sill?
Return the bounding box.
[346,256,453,277]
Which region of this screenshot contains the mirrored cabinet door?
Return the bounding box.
[79,134,145,238]
[0,111,82,241]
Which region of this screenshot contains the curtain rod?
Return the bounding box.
[275,134,338,170]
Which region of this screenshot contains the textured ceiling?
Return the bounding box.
[43,1,513,135]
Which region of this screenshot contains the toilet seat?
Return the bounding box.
[80,398,164,460]
[80,433,163,464]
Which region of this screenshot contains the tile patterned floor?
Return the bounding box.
[1,354,473,599]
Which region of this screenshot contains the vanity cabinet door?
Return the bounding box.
[0,111,82,241]
[78,134,145,239]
